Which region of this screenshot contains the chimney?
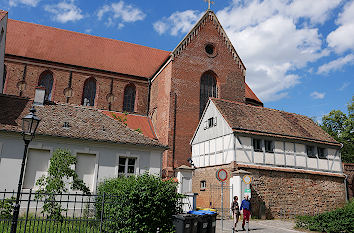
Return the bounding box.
[34,86,45,105]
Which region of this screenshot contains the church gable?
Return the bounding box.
[172,10,246,75]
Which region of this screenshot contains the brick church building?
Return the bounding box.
[0,9,348,217]
[0,10,262,177]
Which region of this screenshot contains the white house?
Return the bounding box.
[190,98,346,218]
[0,90,166,193]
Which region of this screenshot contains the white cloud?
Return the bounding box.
[153,1,342,102]
[317,54,354,74]
[9,0,40,7]
[97,1,145,28]
[338,82,350,91]
[310,91,326,99]
[327,0,354,53]
[44,0,83,23]
[153,10,203,36]
[216,0,336,102]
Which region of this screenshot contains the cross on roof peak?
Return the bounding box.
[204,0,215,10]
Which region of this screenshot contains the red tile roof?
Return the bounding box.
[102,111,158,140]
[5,19,171,78]
[5,18,262,104]
[0,10,7,20]
[245,83,262,104]
[212,98,340,146]
[0,94,167,148]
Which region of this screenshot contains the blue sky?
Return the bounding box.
[2,0,353,121]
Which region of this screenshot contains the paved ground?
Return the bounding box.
[216,219,305,233]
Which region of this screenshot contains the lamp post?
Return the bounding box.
[10,106,40,233]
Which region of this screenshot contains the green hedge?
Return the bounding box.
[95,173,184,233]
[295,199,354,233]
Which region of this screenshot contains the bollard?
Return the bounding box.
[246,220,249,233]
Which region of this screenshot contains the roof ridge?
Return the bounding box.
[8,19,170,54]
[212,98,311,119]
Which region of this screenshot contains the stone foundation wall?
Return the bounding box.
[343,163,354,199]
[192,163,346,219]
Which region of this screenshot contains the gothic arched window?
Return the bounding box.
[200,72,217,118]
[123,84,136,112]
[82,77,96,106]
[38,70,54,101]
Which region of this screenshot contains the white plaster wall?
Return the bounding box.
[192,101,233,144]
[0,132,164,191]
[0,13,7,93]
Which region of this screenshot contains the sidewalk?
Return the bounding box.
[216,219,304,233]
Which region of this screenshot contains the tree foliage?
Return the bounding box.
[35,149,90,220]
[96,173,184,233]
[321,96,354,163]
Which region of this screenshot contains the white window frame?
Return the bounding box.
[200,180,206,191]
[116,152,139,176]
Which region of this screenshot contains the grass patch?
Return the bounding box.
[0,217,101,233]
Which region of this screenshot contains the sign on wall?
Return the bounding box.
[243,175,252,184]
[216,168,228,182]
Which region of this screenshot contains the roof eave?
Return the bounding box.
[232,128,341,147]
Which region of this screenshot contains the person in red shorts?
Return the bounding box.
[240,194,251,231]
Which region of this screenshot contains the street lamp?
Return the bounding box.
[11,106,40,233]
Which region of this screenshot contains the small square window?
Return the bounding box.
[317,147,326,159]
[265,140,274,153]
[253,139,262,152]
[200,181,206,191]
[208,117,214,128]
[306,146,316,158]
[118,157,136,176]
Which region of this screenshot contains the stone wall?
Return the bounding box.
[192,163,346,219]
[343,163,354,199]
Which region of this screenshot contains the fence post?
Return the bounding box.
[99,192,105,233]
[23,189,32,233]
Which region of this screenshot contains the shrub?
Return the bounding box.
[295,199,354,233]
[35,149,90,220]
[96,173,184,233]
[0,197,15,219]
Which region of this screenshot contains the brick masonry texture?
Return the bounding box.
[3,59,148,115]
[192,164,346,219]
[151,15,246,173]
[343,163,354,199]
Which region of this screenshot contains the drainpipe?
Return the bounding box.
[339,143,348,202]
[172,92,177,176]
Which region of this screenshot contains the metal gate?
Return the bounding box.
[209,183,233,219]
